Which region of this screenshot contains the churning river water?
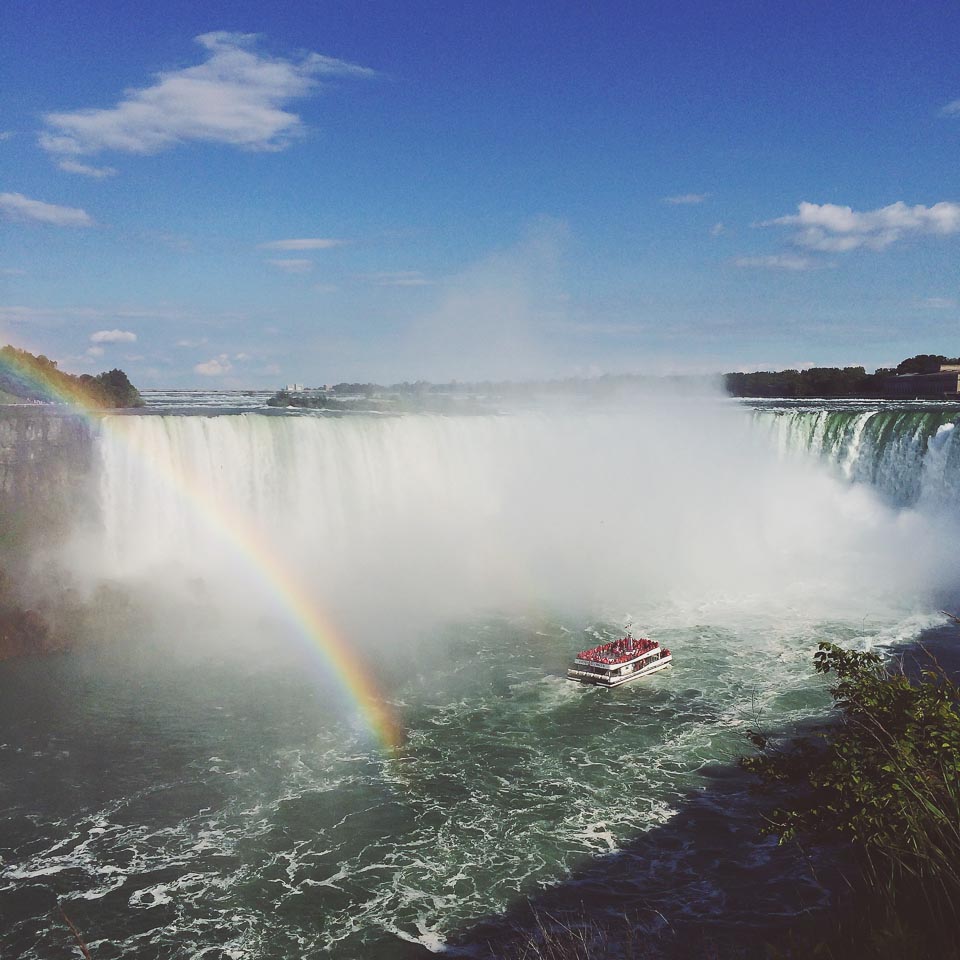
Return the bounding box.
[2,394,960,958]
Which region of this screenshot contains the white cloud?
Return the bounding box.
[663,193,708,205]
[733,254,820,271]
[267,258,313,273]
[0,267,25,276]
[40,32,374,157]
[0,192,94,227]
[194,354,232,376]
[85,346,105,358]
[941,100,960,116]
[710,222,725,237]
[763,201,960,252]
[91,329,137,343]
[259,237,345,250]
[920,296,956,309]
[175,337,208,348]
[0,132,13,142]
[57,159,117,178]
[360,270,433,287]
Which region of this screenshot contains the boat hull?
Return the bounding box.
[566,655,672,686]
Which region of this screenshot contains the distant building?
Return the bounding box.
[285,383,304,393]
[884,365,960,400]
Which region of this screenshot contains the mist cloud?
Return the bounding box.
[401,217,571,381]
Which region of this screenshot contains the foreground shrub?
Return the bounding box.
[742,640,960,958]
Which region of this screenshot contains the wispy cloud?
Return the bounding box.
[919,296,956,309]
[267,258,313,273]
[137,230,193,252]
[259,237,346,250]
[0,305,98,324]
[86,346,104,358]
[40,32,375,158]
[941,100,960,116]
[57,159,117,178]
[663,193,708,205]
[194,354,232,376]
[175,337,209,348]
[733,253,821,271]
[761,201,960,252]
[0,303,243,327]
[710,222,725,237]
[359,270,433,287]
[0,268,26,276]
[0,192,94,227]
[91,329,137,343]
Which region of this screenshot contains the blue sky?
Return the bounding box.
[2,0,959,387]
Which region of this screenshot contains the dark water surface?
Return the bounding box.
[0,612,902,959]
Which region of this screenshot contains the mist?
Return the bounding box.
[45,393,960,666]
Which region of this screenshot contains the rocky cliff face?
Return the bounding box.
[0,408,95,548]
[0,409,96,660]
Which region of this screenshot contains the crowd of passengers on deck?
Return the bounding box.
[576,636,670,666]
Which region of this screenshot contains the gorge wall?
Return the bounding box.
[0,408,95,548]
[0,409,96,660]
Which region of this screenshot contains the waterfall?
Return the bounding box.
[754,407,960,511]
[69,404,960,632]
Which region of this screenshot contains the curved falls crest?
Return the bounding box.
[73,403,960,630]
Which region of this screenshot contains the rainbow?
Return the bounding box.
[0,348,404,751]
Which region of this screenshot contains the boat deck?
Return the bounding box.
[566,635,672,686]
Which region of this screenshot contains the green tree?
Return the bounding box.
[741,642,960,956]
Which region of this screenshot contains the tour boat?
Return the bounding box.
[566,634,672,686]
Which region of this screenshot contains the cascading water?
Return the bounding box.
[754,405,960,511]
[74,404,960,626]
[4,398,960,959]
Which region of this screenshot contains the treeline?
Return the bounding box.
[0,346,144,408]
[725,354,960,399]
[270,373,704,404]
[329,382,377,397]
[272,352,960,405]
[266,390,330,409]
[724,366,891,398]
